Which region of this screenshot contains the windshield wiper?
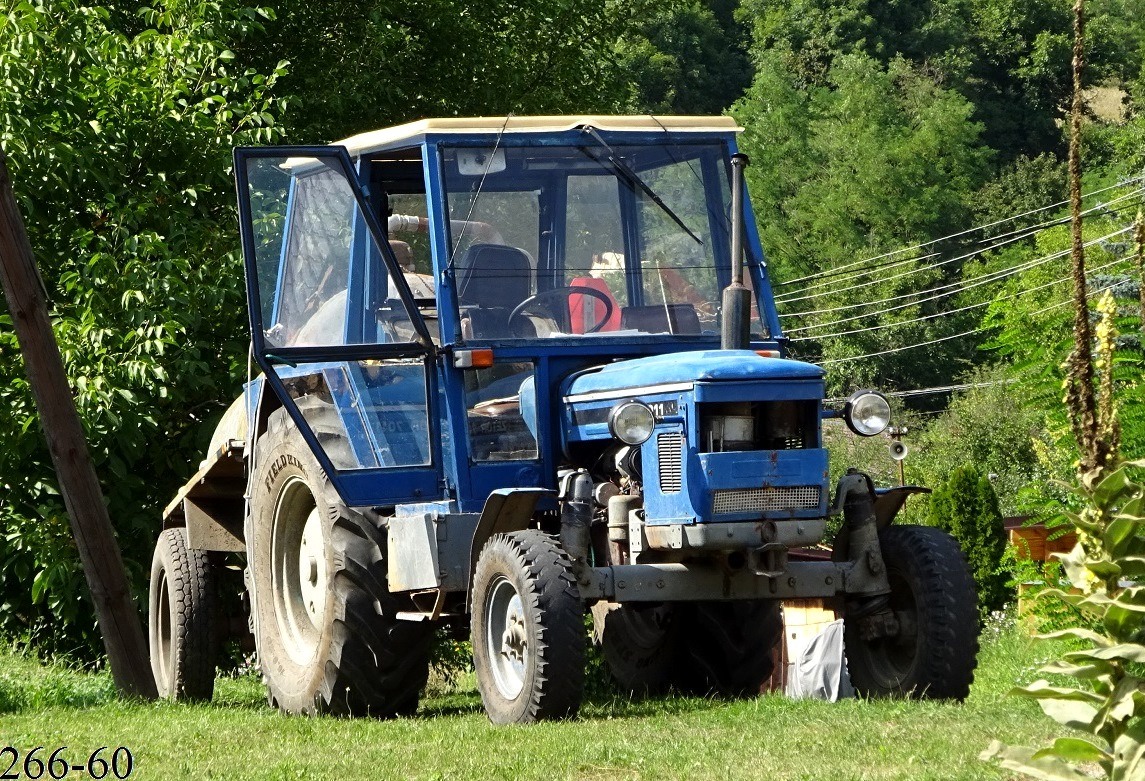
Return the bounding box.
[579,125,703,246]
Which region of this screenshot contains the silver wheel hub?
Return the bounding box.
[486,576,529,700]
[271,476,326,665]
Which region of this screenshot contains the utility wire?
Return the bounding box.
[785,225,1135,334]
[815,279,1124,365]
[789,252,1132,342]
[974,187,1145,246]
[774,190,1140,304]
[773,175,1145,289]
[823,379,1013,404]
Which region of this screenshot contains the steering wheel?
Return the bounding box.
[508,285,615,337]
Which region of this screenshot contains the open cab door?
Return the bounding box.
[234,146,441,507]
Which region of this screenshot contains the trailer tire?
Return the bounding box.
[591,602,679,695]
[845,525,978,701]
[149,527,217,701]
[246,404,431,716]
[674,600,782,697]
[472,530,585,724]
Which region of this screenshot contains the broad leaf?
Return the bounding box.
[1031,737,1111,764]
[981,742,1107,781]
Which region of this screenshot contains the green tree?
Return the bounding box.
[733,51,992,393]
[611,0,752,114]
[235,0,627,141]
[926,465,1009,616]
[0,0,285,656]
[906,371,1045,519]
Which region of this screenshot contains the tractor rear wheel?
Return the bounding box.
[246,404,431,716]
[844,525,979,701]
[472,530,585,724]
[148,527,217,701]
[591,601,679,696]
[674,600,782,697]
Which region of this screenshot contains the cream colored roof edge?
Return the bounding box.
[335,115,742,158]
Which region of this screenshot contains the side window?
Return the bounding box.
[245,156,421,349]
[465,362,538,462]
[276,166,355,346]
[385,191,440,344]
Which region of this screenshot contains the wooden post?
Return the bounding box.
[0,150,157,699]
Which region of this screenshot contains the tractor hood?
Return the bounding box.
[562,350,823,399]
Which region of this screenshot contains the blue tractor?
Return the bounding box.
[147,116,979,723]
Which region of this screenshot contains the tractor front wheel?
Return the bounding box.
[844,525,979,700]
[471,530,585,724]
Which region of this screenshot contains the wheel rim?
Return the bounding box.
[485,575,528,700]
[271,476,327,665]
[862,568,921,686]
[150,568,173,692]
[882,569,920,677]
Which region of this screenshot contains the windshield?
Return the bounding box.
[440,141,769,341]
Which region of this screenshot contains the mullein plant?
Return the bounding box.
[982,292,1145,779]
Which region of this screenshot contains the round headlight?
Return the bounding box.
[844,390,891,436]
[608,401,655,445]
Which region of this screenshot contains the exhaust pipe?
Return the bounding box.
[720,153,751,350]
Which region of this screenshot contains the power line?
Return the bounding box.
[813,279,1125,365]
[789,252,1132,342]
[772,175,1145,289]
[774,190,1140,304]
[973,187,1145,247]
[784,225,1135,335]
[823,379,1013,404]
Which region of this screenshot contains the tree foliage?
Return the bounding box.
[234,0,627,141]
[0,0,285,655]
[733,51,992,393]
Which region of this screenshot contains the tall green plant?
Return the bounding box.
[927,465,1009,617]
[982,288,1145,777]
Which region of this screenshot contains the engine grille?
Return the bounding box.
[711,485,821,515]
[658,433,683,492]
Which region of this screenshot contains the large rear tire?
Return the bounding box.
[148,527,217,701]
[246,404,431,716]
[471,530,585,724]
[674,600,782,697]
[591,601,679,696]
[844,525,979,701]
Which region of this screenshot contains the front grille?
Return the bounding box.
[658,433,683,492]
[711,485,821,514]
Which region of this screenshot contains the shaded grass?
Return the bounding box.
[0,626,1065,780]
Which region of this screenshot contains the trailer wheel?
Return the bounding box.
[845,525,979,701]
[472,530,585,724]
[148,527,216,701]
[246,405,431,716]
[591,602,679,695]
[674,600,782,697]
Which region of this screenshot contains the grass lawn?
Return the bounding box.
[0,621,1066,780]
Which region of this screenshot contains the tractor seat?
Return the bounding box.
[456,243,535,338]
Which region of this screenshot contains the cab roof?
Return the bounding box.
[335,115,742,158]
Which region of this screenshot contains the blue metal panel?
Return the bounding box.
[563,350,823,397]
[693,379,825,404]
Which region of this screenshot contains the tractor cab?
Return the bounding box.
[233,116,785,512]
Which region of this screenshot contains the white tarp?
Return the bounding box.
[785,619,856,701]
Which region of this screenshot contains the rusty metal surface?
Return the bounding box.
[579,560,849,602]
